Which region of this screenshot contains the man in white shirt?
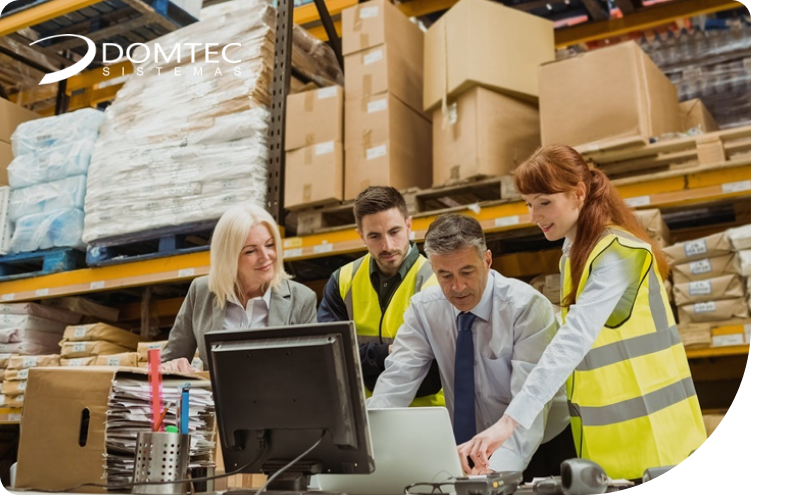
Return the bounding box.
[367,213,573,476]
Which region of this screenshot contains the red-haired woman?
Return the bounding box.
[458,144,706,481]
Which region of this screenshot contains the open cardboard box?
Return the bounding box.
[15,366,207,492]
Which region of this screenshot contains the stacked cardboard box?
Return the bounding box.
[1,354,61,408]
[680,98,719,134]
[667,227,751,347]
[1,302,82,355]
[540,41,683,150]
[137,340,169,368]
[426,0,552,186]
[342,0,431,198]
[284,86,344,209]
[59,323,142,362]
[635,209,671,248]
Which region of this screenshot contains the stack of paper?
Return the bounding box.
[105,377,216,486]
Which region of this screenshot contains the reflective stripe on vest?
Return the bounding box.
[562,228,706,479]
[338,253,444,407]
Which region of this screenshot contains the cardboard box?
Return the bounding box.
[677,323,711,348]
[0,353,16,368]
[737,249,751,276]
[673,274,745,306]
[285,86,343,151]
[344,93,432,199]
[61,341,132,358]
[703,413,725,436]
[424,0,554,112]
[94,352,141,367]
[671,253,744,284]
[342,0,421,56]
[344,22,424,114]
[432,87,540,186]
[6,354,61,370]
[1,141,12,187]
[1,98,40,142]
[677,298,749,324]
[60,356,99,367]
[284,142,344,209]
[62,322,141,350]
[0,301,83,324]
[137,340,168,362]
[0,379,25,395]
[634,209,671,247]
[42,296,121,322]
[16,366,204,492]
[540,41,682,149]
[4,368,30,381]
[664,232,733,265]
[725,224,750,251]
[680,99,719,133]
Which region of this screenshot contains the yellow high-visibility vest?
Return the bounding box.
[562,228,706,480]
[339,253,445,407]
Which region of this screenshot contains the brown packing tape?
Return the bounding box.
[303,183,312,202]
[305,133,316,146]
[363,73,372,99]
[361,33,369,50]
[362,128,372,149]
[304,146,313,165]
[450,165,460,181]
[304,90,314,112]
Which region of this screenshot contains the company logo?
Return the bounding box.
[26,34,243,85]
[31,34,97,85]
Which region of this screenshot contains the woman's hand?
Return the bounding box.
[161,358,198,373]
[457,415,519,472]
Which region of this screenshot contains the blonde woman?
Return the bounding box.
[161,204,317,371]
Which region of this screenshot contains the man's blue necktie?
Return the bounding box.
[453,311,478,445]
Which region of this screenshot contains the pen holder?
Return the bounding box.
[133,431,191,494]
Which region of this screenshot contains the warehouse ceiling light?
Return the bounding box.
[27,34,243,85]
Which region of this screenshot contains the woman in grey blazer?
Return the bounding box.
[161,204,317,371]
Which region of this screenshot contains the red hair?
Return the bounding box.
[514,144,669,307]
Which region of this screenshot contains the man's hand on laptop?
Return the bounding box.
[457,415,519,472]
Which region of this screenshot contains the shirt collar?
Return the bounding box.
[452,270,495,322]
[227,287,272,309]
[369,241,419,280]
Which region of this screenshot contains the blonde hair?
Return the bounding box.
[208,203,291,309]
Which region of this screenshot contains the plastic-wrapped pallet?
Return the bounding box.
[7,108,105,253]
[83,0,343,243]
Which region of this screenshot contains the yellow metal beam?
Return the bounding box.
[554,0,746,47]
[304,21,342,43]
[66,60,132,94]
[295,0,357,26]
[686,344,749,360]
[0,0,107,37]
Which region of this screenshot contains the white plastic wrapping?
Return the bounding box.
[7,138,95,188]
[9,175,86,222]
[9,208,86,253]
[725,224,751,251]
[0,314,68,334]
[10,108,105,157]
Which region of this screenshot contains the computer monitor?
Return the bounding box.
[205,321,375,491]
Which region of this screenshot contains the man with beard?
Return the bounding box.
[318,186,445,407]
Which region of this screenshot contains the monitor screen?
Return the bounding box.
[205,321,374,488]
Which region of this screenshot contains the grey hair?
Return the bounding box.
[423,213,487,257]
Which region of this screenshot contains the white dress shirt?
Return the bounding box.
[505,238,649,430]
[224,288,272,330]
[367,270,570,472]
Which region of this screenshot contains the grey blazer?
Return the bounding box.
[162,275,318,367]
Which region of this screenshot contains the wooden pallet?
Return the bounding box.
[293,175,520,236]
[85,220,216,267]
[579,125,751,180]
[0,247,85,283]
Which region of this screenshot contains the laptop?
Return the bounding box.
[314,407,463,495]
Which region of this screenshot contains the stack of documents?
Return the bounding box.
[105,377,216,486]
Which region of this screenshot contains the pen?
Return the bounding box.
[180,383,190,435]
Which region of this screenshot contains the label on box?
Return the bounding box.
[447,102,458,125]
[8,413,21,421]
[368,99,388,113]
[17,381,26,391]
[73,342,87,353]
[1,294,14,301]
[17,369,28,379]
[688,280,712,296]
[317,86,337,99]
[315,141,335,155]
[496,216,520,228]
[693,301,716,314]
[284,248,303,258]
[625,195,651,207]
[108,357,122,366]
[689,259,712,275]
[363,49,383,66]
[22,357,37,368]
[35,288,49,297]
[178,268,195,277]
[359,5,379,18]
[147,343,163,350]
[90,281,106,290]
[713,333,744,347]
[367,145,387,160]
[722,180,751,193]
[191,357,203,370]
[313,243,334,254]
[74,326,88,338]
[67,359,84,367]
[684,239,708,257]
[0,353,11,359]
[745,323,751,343]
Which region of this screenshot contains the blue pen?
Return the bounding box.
[180,383,190,435]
